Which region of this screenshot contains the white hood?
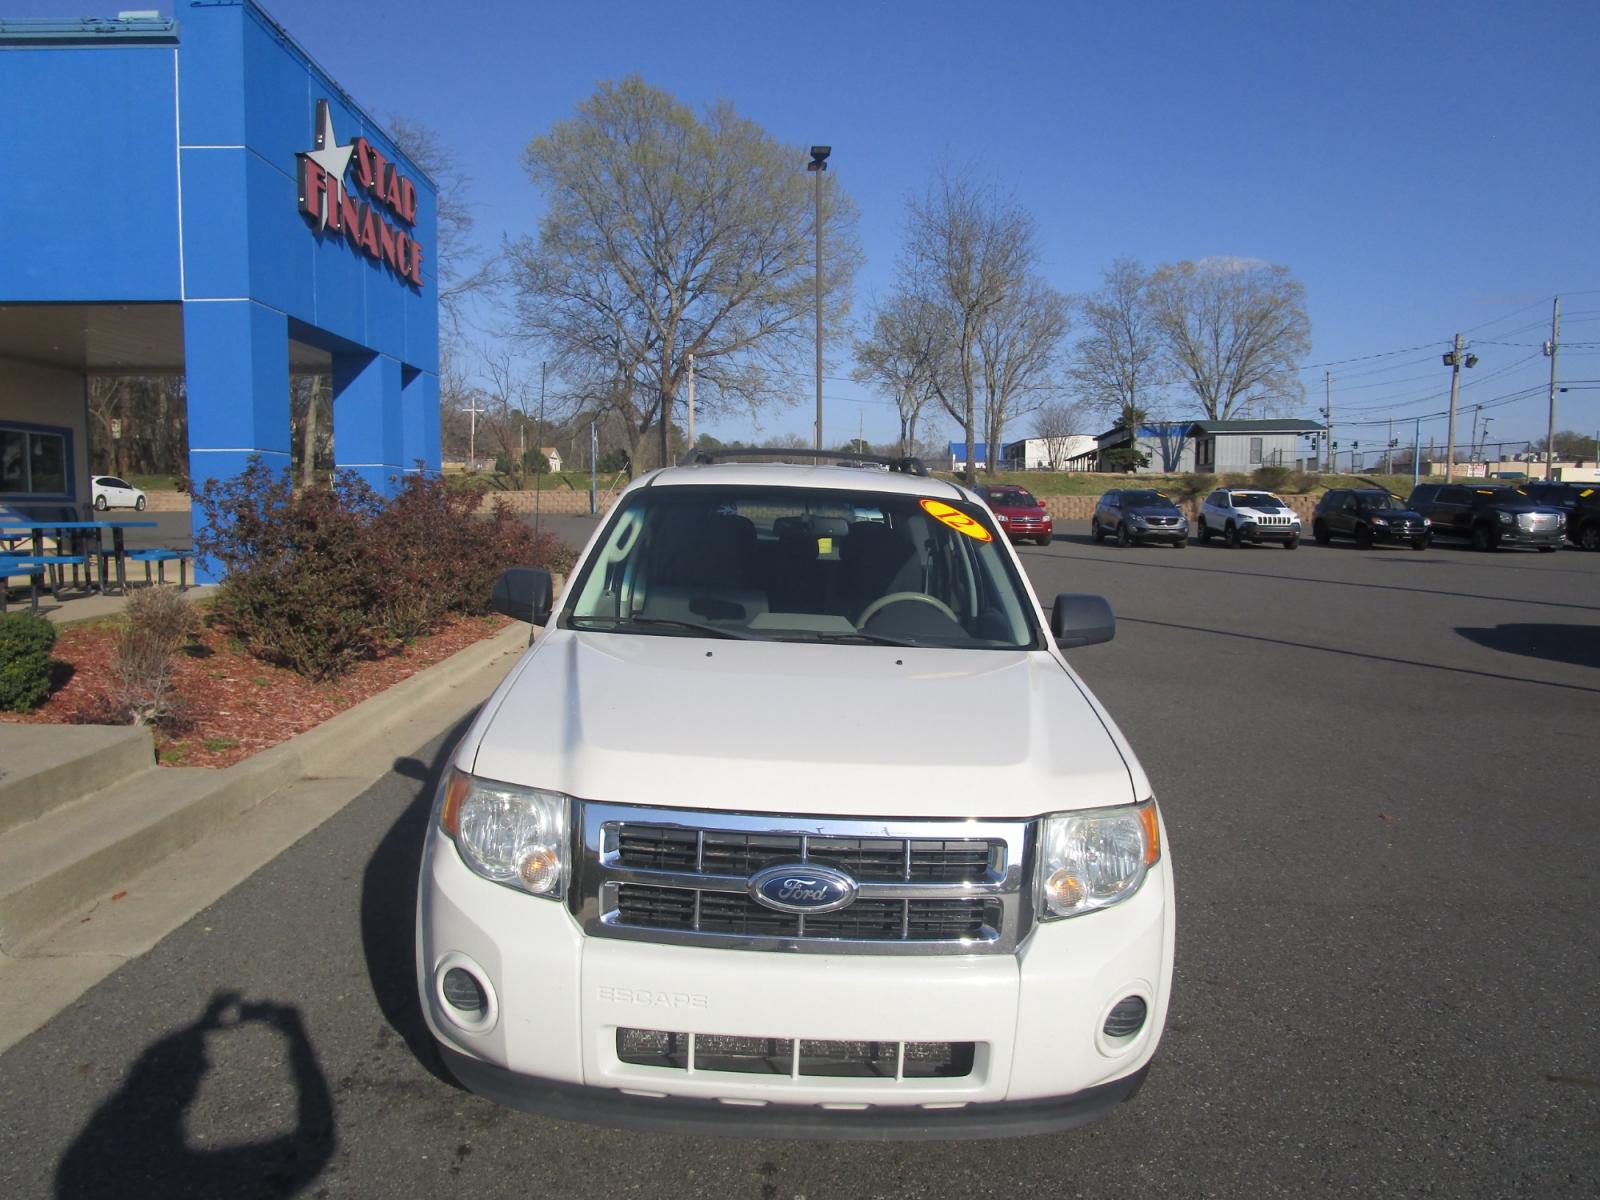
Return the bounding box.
[467,630,1137,820]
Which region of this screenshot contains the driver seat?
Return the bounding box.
[840,522,922,621]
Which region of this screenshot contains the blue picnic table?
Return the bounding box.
[0,519,164,608]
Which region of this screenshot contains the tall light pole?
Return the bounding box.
[808,145,830,450]
[1441,335,1478,482]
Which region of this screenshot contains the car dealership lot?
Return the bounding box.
[0,522,1595,1199]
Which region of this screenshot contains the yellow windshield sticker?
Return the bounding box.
[1582,489,1595,498]
[817,536,833,554]
[921,498,993,542]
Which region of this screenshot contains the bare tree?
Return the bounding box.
[1069,258,1169,427]
[1146,257,1311,420]
[977,276,1071,475]
[1032,399,1091,469]
[853,293,941,456]
[510,76,860,470]
[386,115,495,336]
[900,168,1037,483]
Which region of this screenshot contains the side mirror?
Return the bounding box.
[490,567,554,627]
[1051,593,1115,650]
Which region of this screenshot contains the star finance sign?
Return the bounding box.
[296,100,425,289]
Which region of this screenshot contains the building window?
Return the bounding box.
[0,425,71,497]
[1249,437,1263,466]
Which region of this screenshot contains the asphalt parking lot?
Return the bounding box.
[1,518,1595,1198]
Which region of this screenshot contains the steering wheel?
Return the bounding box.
[857,591,960,626]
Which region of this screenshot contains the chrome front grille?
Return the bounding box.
[575,802,1031,955]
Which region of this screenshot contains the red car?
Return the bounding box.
[975,484,1053,545]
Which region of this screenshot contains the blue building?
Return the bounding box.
[0,3,440,575]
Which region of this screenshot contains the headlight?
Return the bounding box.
[1037,800,1160,920]
[1497,511,1514,524]
[440,768,569,898]
[1422,517,1432,526]
[1371,517,1389,525]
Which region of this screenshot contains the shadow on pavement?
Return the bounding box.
[54,992,334,1200]
[1457,623,1600,670]
[358,713,479,1088]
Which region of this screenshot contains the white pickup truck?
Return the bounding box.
[416,451,1174,1139]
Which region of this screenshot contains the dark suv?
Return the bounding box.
[1406,483,1566,552]
[1518,481,1600,549]
[1312,489,1431,549]
[1092,489,1188,547]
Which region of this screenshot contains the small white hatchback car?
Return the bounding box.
[416,451,1175,1139]
[1197,487,1301,548]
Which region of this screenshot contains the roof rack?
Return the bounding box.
[678,448,929,477]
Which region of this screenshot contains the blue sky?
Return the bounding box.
[31,0,1600,457]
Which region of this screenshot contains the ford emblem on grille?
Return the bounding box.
[749,863,858,914]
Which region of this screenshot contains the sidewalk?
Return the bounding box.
[0,619,530,1053]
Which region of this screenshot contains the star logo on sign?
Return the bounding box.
[301,99,354,229]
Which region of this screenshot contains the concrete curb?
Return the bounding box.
[0,620,529,955]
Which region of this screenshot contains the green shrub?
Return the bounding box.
[1252,465,1294,492]
[1286,470,1321,494]
[0,611,57,712]
[1178,473,1217,497]
[1221,472,1251,488]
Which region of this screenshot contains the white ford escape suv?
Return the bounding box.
[416,450,1174,1139]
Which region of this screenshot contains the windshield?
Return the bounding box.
[1358,494,1406,511]
[1122,491,1175,509]
[987,489,1038,508]
[563,486,1042,649]
[1229,492,1282,509]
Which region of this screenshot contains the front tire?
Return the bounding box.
[1313,519,1331,546]
[1580,523,1600,551]
[1538,545,1557,553]
[1411,533,1431,550]
[1199,518,1212,543]
[1224,522,1240,548]
[1471,523,1496,552]
[1174,537,1187,549]
[1115,523,1130,548]
[1284,536,1299,550]
[94,494,108,511]
[1355,524,1374,550]
[135,495,147,511]
[1036,533,1052,546]
[1091,520,1104,544]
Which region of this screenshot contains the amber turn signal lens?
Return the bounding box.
[1138,801,1161,866]
[440,769,472,835]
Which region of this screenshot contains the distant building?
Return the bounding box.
[1092,418,1325,474]
[947,441,988,472]
[541,446,564,472]
[1000,435,1097,470]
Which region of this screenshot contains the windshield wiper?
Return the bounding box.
[570,615,760,640]
[778,630,920,647]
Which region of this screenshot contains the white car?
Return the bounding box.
[90,476,147,511]
[1197,487,1301,549]
[416,451,1175,1139]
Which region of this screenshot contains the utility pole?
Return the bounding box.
[1441,334,1477,482]
[1322,372,1333,472]
[1386,417,1393,474]
[685,353,695,451]
[589,420,598,515]
[1412,416,1422,491]
[1469,406,1481,467]
[1543,296,1561,476]
[808,146,831,450]
[464,398,486,471]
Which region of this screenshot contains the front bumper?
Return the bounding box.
[1497,527,1565,547]
[417,821,1174,1135]
[1369,523,1427,543]
[997,518,1052,540]
[1239,523,1300,543]
[438,1045,1148,1140]
[1132,525,1187,543]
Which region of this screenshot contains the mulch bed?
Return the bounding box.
[0,610,512,768]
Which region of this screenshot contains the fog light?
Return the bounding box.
[442,967,486,1015]
[1103,995,1147,1039]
